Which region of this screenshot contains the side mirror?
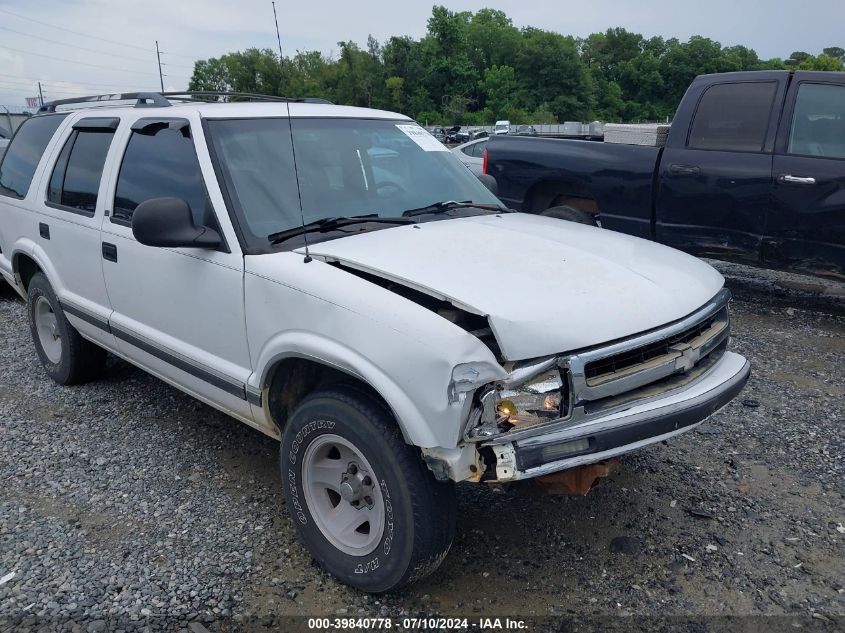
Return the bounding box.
[131,197,221,249]
[477,173,498,196]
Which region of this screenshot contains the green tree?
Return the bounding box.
[797,54,845,71]
[785,51,812,66]
[480,64,516,118]
[385,76,405,111]
[188,7,845,125]
[515,28,594,120]
[466,9,521,72]
[822,47,845,62]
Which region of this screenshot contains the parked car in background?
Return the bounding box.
[452,137,488,175]
[468,128,488,140]
[0,91,748,593]
[516,124,537,136]
[445,125,469,144]
[485,70,845,279]
[0,126,10,161]
[494,120,511,135]
[427,126,448,143]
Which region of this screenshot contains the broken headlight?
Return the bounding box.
[497,368,569,430]
[465,364,571,440]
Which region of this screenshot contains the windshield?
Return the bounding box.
[206,117,501,245]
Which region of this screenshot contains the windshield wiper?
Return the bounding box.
[401,200,505,217]
[268,214,415,245]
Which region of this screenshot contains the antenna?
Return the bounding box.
[285,100,311,263]
[272,2,283,60]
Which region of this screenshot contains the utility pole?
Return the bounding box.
[37,81,44,107]
[155,40,165,92]
[272,2,283,60]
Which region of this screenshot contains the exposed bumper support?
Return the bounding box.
[486,351,750,481]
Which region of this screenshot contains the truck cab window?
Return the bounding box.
[0,114,67,199]
[788,83,845,159]
[113,124,216,228]
[47,129,115,215]
[688,82,776,152]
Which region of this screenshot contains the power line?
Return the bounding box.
[0,25,193,70]
[0,72,165,90]
[0,6,198,60]
[0,45,190,78]
[0,85,45,95]
[0,78,38,88]
[46,84,157,95]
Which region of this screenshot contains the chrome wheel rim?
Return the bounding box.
[34,296,62,364]
[301,433,385,556]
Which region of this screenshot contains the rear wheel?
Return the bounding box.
[542,204,599,226]
[27,273,106,385]
[280,386,456,593]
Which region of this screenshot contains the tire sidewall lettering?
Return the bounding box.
[354,478,396,575]
[286,419,336,526]
[381,479,394,556]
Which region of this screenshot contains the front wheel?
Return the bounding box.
[280,386,456,593]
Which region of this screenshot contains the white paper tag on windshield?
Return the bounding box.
[396,124,449,151]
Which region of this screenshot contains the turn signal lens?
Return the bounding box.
[497,399,517,417]
[540,438,591,462]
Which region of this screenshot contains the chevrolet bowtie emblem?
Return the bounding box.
[671,343,697,373]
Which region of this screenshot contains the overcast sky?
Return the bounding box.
[1,0,843,109]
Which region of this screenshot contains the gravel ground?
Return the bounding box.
[1,268,843,632]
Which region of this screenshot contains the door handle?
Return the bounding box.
[39,223,50,240]
[102,242,117,262]
[668,164,700,175]
[778,174,816,185]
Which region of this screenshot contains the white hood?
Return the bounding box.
[301,213,725,360]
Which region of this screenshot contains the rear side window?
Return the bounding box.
[47,128,115,215]
[0,114,67,199]
[113,122,215,227]
[688,82,777,152]
[469,140,487,157]
[788,83,845,159]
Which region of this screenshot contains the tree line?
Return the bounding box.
[188,6,845,125]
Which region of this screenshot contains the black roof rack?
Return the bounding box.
[164,91,333,104]
[37,92,170,113]
[162,91,291,102]
[37,91,332,113]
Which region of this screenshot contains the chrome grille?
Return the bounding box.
[474,289,733,445]
[584,307,728,386]
[567,289,731,407]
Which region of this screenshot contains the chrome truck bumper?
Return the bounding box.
[484,350,750,481]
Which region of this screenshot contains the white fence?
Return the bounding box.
[1,108,32,134]
[454,122,606,137]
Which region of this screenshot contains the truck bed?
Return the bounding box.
[486,135,661,240]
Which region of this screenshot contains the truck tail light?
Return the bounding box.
[482,147,488,175]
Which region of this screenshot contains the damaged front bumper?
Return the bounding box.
[484,350,749,481]
[424,289,750,484]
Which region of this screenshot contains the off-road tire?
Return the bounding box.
[280,386,456,593]
[542,204,599,226]
[27,272,106,385]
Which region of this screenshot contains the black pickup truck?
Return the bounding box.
[485,70,845,279]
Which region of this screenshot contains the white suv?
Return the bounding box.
[0,92,750,593]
